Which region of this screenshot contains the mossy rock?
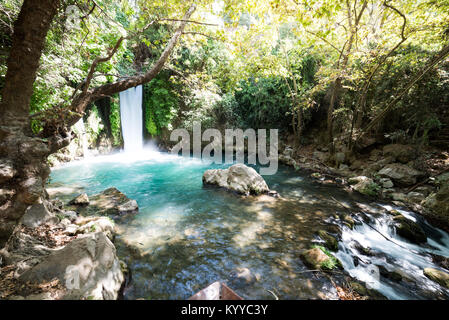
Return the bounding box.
[393,215,427,244]
[300,246,342,271]
[423,268,449,288]
[317,230,339,251]
[377,265,402,282]
[342,214,355,229]
[349,281,387,300]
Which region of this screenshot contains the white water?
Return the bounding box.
[120,85,143,152]
[73,118,90,158]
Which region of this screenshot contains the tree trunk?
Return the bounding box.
[0,0,61,247]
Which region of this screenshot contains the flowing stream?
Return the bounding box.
[48,149,449,300]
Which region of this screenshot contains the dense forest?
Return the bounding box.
[0,0,449,301]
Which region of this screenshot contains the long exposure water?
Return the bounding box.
[48,149,449,300]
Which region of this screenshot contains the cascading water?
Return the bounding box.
[120,85,143,152]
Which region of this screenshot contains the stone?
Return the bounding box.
[423,184,449,232]
[203,164,270,196]
[393,215,427,244]
[0,159,15,183]
[378,163,425,186]
[20,203,58,228]
[382,144,415,164]
[312,151,328,163]
[334,152,345,165]
[76,217,115,240]
[379,178,394,188]
[69,193,89,206]
[349,160,364,171]
[423,268,449,288]
[230,267,259,287]
[19,232,124,300]
[317,230,338,251]
[348,176,379,196]
[407,192,425,204]
[300,247,331,270]
[391,193,407,202]
[70,187,139,216]
[377,265,402,282]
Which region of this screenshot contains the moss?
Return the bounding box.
[317,230,339,251]
[109,95,122,146]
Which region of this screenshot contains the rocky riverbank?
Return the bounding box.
[0,187,137,300]
[279,143,449,233]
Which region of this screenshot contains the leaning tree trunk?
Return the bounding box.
[0,1,196,247]
[0,0,63,247]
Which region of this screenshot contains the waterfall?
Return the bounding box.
[120,85,143,152]
[73,118,90,158]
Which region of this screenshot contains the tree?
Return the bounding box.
[0,0,205,246]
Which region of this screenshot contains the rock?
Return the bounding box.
[76,217,115,240]
[62,210,78,221]
[393,215,427,244]
[378,163,425,186]
[348,176,379,196]
[379,178,394,188]
[311,172,322,179]
[435,172,449,186]
[317,230,338,251]
[19,232,124,300]
[407,192,425,204]
[203,164,270,196]
[342,215,355,229]
[117,200,138,213]
[230,267,259,287]
[69,193,89,206]
[349,281,387,300]
[423,184,449,232]
[391,193,407,202]
[429,254,449,271]
[71,187,139,216]
[20,203,58,228]
[377,265,402,282]
[349,160,364,171]
[300,247,341,270]
[0,159,16,183]
[423,268,449,288]
[283,146,294,158]
[339,164,349,170]
[382,144,415,164]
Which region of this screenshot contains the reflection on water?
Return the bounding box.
[49,149,449,300]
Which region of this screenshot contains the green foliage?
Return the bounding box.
[311,245,341,270]
[144,73,179,136]
[109,95,122,146]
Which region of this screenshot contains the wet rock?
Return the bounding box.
[393,215,427,244]
[230,267,260,287]
[348,176,380,196]
[382,144,415,164]
[19,232,124,300]
[378,163,424,187]
[429,254,449,271]
[349,281,387,300]
[423,268,449,289]
[20,203,58,228]
[352,242,376,257]
[68,193,89,206]
[377,265,402,282]
[203,164,270,196]
[71,187,139,216]
[342,214,355,229]
[317,230,338,251]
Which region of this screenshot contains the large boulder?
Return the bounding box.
[382,144,415,164]
[203,164,270,195]
[69,193,89,206]
[19,232,124,300]
[69,187,138,216]
[378,163,424,186]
